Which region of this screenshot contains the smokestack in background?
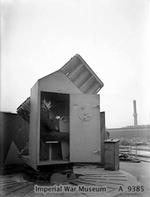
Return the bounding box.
[133,100,138,126]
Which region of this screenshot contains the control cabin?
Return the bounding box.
[22,54,104,170]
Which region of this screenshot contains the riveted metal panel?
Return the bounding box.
[70,94,101,162]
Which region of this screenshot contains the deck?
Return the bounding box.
[0,164,139,197]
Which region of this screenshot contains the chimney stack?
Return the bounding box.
[133,100,138,126]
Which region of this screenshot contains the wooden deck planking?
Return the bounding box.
[6,184,34,197]
[0,165,133,197]
[3,183,32,196]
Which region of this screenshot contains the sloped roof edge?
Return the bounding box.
[74,54,104,88]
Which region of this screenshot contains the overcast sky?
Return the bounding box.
[1,0,150,128]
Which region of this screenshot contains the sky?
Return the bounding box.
[1,0,150,128]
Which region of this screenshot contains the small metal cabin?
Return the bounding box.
[23,54,104,170]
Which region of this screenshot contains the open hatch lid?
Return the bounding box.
[60,54,104,94]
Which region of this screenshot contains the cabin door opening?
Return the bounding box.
[40,91,69,162]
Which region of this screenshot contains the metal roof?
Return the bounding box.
[60,54,104,94]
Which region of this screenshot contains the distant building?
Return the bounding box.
[108,125,150,142]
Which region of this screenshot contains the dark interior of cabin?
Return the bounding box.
[40,91,70,161]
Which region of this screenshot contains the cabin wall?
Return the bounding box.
[70,94,101,162]
[39,71,82,94]
[29,82,40,167]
